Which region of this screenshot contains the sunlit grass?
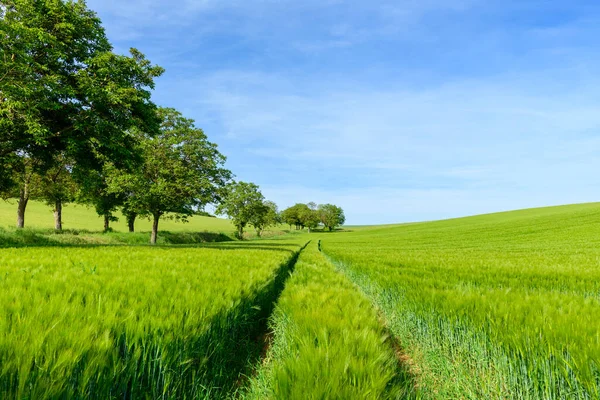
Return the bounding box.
[244,240,410,399]
[322,202,600,399]
[0,239,307,398]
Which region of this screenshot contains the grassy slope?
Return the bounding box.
[322,202,600,399]
[0,199,234,232]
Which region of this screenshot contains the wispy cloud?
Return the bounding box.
[86,0,600,223]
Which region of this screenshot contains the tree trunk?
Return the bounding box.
[127,213,137,233]
[308,227,311,233]
[150,213,160,244]
[103,214,110,232]
[238,226,244,240]
[16,184,29,229]
[54,199,62,231]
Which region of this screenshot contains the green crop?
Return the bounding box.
[322,203,600,399]
[0,240,306,399]
[244,240,410,399]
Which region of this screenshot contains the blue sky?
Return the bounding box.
[87,0,600,225]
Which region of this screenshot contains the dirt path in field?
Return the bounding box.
[234,241,310,395]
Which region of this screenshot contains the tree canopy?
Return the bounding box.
[1,0,163,228]
[109,108,232,243]
[0,0,347,239]
[216,181,268,239]
[319,204,346,231]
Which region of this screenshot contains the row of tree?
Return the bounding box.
[0,0,345,243]
[217,185,346,238]
[0,0,234,243]
[280,203,345,232]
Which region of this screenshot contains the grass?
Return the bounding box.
[0,239,308,398]
[243,240,412,399]
[4,197,600,398]
[1,199,235,233]
[0,199,293,245]
[321,202,600,399]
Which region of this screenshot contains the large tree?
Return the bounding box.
[318,204,346,231]
[110,108,232,244]
[0,0,163,227]
[216,181,266,240]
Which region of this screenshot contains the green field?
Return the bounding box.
[322,202,600,399]
[2,202,600,398]
[0,238,308,398]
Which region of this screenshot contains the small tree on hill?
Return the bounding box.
[38,157,78,231]
[217,181,266,239]
[318,204,345,231]
[281,203,312,230]
[76,162,125,232]
[250,200,280,237]
[299,202,320,233]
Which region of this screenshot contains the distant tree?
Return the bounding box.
[299,202,320,233]
[318,204,345,231]
[217,181,266,239]
[281,205,300,230]
[0,0,163,228]
[122,199,141,233]
[109,108,232,244]
[250,200,280,237]
[281,203,312,230]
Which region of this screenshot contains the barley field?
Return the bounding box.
[321,203,600,399]
[0,240,306,398]
[3,202,600,398]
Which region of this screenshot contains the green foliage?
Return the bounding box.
[298,202,320,232]
[109,108,232,243]
[318,203,345,231]
[250,200,280,237]
[244,241,409,399]
[282,203,345,232]
[281,203,310,230]
[0,239,307,398]
[0,0,163,175]
[321,202,600,398]
[216,181,265,239]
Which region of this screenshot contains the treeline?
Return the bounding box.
[217,188,346,239]
[0,0,344,243]
[281,203,345,232]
